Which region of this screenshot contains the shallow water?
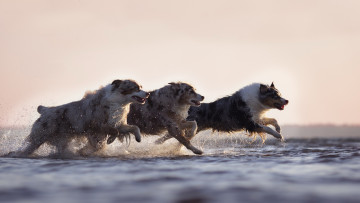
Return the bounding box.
[1,128,360,203]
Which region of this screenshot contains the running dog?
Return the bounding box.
[157,82,288,143]
[107,82,205,154]
[12,79,149,157]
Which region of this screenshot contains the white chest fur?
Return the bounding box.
[239,83,270,124]
[108,103,130,127]
[171,104,190,120]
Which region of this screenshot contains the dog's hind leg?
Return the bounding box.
[17,133,47,157]
[51,136,72,156]
[14,116,55,157]
[79,142,97,156]
[79,134,107,156]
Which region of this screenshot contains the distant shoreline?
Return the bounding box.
[282,125,360,138]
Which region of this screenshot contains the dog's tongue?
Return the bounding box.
[281,105,285,110]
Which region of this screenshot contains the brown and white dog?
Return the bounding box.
[107,82,205,154]
[157,82,289,143]
[12,79,149,157]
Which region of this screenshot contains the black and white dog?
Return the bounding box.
[157,82,288,143]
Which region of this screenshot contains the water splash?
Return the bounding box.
[0,127,29,156]
[0,127,272,159]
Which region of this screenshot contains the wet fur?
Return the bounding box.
[11,80,148,157]
[108,82,204,154]
[158,82,288,143]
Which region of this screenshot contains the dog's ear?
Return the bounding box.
[260,84,268,94]
[169,82,180,89]
[112,80,122,86]
[111,80,122,91]
[270,82,275,88]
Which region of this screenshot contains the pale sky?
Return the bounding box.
[1,0,360,126]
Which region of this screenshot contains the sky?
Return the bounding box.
[1,0,360,127]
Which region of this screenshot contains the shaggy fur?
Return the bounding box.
[12,79,149,157]
[157,82,288,143]
[107,82,205,154]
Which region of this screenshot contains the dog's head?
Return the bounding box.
[110,79,150,104]
[169,82,204,106]
[259,82,289,110]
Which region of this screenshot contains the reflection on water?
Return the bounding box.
[0,127,360,203]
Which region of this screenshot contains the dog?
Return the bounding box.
[12,79,149,157]
[107,82,205,155]
[157,82,288,144]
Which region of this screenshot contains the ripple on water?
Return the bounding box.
[1,134,360,203]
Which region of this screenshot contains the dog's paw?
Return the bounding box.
[275,125,281,133]
[275,133,286,142]
[135,135,141,143]
[273,132,282,140]
[189,146,203,155]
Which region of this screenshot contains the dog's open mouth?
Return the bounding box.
[191,100,201,106]
[274,103,285,110]
[132,96,146,104]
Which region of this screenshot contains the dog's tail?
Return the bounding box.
[37,105,48,114]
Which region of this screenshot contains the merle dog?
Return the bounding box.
[11,79,149,157]
[107,82,205,154]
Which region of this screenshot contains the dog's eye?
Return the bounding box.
[190,89,195,94]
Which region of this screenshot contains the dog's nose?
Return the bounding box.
[284,100,289,105]
[201,96,205,101]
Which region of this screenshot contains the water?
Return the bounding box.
[1,127,360,203]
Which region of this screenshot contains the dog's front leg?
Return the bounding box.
[99,125,123,145]
[156,121,198,144]
[167,124,203,155]
[180,120,198,140]
[101,125,119,136]
[261,118,281,133]
[256,124,284,141]
[117,125,142,143]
